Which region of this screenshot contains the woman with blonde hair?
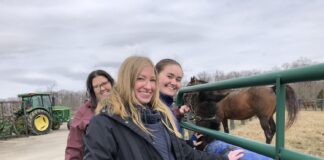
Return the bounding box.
[84,56,243,160]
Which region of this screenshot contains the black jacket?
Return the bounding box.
[84,112,227,160]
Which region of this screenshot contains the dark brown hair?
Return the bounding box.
[86,70,114,108]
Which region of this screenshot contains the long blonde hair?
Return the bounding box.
[97,56,181,137]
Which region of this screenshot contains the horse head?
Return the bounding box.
[183,76,229,129]
[184,77,229,114]
[183,76,235,150]
[187,76,208,86]
[183,76,208,114]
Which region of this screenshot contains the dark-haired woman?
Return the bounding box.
[65,70,114,160]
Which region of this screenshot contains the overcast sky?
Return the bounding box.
[1,0,324,99]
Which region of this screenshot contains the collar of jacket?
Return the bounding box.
[102,113,166,159]
[102,112,153,144]
[160,92,174,107]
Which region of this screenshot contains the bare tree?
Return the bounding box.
[196,71,212,82]
[55,90,87,112]
[283,57,320,99]
[46,82,57,93]
[226,71,241,79]
[213,70,226,81]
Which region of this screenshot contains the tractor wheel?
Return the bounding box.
[52,122,61,130]
[27,109,52,135]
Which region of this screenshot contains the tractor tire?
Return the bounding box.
[27,109,52,135]
[52,122,61,130]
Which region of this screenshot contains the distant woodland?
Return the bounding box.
[4,57,324,112]
[184,57,324,110]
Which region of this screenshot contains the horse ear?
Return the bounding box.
[190,76,196,84]
[193,76,198,83]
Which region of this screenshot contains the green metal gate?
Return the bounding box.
[176,63,324,160]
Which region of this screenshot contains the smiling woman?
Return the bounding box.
[134,66,156,104]
[65,69,114,160]
[83,55,244,160]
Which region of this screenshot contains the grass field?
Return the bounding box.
[229,111,324,158]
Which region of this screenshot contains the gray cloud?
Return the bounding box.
[43,67,88,81]
[94,61,121,68]
[10,77,56,86]
[0,0,324,98]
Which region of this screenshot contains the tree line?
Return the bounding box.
[183,57,324,103]
[3,57,322,113]
[52,57,324,112]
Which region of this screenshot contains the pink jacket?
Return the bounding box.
[65,100,94,160]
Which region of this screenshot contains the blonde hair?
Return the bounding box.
[97,56,181,137]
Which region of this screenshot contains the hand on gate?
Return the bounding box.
[227,149,244,160]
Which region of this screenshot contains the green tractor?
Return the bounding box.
[15,92,71,135]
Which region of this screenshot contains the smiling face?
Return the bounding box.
[92,75,112,102]
[157,64,183,97]
[134,66,157,105]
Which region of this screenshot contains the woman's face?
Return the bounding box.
[135,66,157,104]
[92,75,112,102]
[158,64,183,97]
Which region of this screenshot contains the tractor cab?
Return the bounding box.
[18,93,53,115]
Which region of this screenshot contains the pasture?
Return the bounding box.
[229,111,324,158]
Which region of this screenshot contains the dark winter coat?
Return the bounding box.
[83,112,227,160]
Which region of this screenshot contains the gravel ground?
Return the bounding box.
[0,123,69,160]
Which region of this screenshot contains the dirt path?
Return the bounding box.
[0,123,69,160]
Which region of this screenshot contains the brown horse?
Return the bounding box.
[184,77,299,144]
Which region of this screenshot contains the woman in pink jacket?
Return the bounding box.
[65,70,114,160]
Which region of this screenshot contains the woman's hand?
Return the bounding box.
[192,132,203,147]
[227,149,244,160]
[179,105,190,114]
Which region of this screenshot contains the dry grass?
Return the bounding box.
[229,111,324,158]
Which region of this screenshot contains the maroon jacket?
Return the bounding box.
[65,100,94,160]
